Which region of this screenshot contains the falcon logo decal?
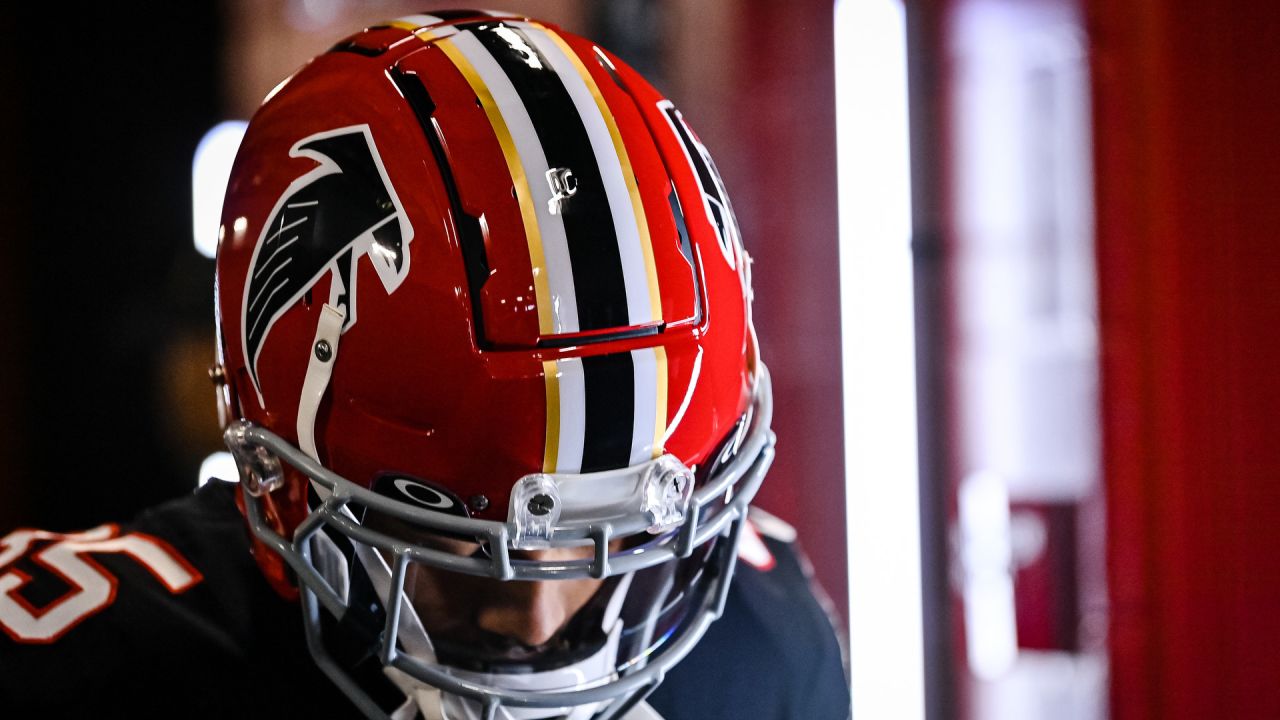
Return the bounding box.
[658,100,742,268]
[241,125,413,399]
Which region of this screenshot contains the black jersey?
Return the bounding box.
[0,481,849,719]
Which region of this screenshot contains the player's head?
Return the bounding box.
[212,11,772,718]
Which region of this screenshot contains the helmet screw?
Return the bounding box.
[314,340,333,362]
[207,364,226,385]
[527,493,555,517]
[468,494,490,512]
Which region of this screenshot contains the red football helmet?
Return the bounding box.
[213,10,772,719]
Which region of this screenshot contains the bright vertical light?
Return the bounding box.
[835,0,925,718]
[959,470,1018,679]
[192,120,248,259]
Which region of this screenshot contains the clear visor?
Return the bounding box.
[227,367,774,719]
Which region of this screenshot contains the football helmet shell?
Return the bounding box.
[213,10,770,719]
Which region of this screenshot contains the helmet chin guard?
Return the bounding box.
[227,369,774,720]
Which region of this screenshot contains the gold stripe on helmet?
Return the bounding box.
[541,360,561,473]
[653,346,669,457]
[435,38,556,337]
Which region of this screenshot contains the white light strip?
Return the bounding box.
[959,471,1018,680]
[835,0,926,718]
[192,120,249,259]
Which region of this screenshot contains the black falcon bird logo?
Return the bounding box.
[241,124,413,400]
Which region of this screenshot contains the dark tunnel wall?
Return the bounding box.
[0,3,223,529]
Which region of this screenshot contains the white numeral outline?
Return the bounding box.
[0,524,203,644]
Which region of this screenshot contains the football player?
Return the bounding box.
[0,11,849,719]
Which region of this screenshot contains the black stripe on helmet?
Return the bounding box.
[431,9,496,21]
[668,186,703,325]
[387,66,492,348]
[663,104,736,259]
[329,41,387,57]
[466,22,631,331]
[580,352,636,472]
[536,324,659,348]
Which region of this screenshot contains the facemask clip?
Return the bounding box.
[510,473,563,548]
[225,421,284,497]
[642,455,695,533]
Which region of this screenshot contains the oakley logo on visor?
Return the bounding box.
[372,474,469,517]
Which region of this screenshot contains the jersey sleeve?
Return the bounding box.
[0,482,352,715]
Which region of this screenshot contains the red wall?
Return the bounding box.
[679,0,849,624]
[1089,1,1280,717]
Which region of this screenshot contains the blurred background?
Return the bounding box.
[0,1,1276,718]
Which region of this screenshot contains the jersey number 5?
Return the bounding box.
[0,524,203,643]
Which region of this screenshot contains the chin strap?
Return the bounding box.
[297,302,346,460]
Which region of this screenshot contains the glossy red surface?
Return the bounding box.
[214,16,756,591]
